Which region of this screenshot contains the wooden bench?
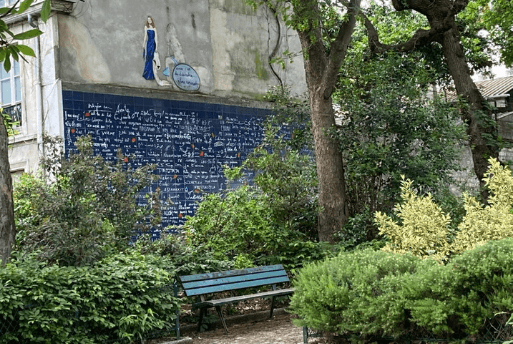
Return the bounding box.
[178,264,294,333]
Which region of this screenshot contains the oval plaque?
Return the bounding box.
[172,64,200,91]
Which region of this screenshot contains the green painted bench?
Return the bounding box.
[178,264,294,333]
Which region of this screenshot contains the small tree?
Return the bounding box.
[337,52,466,216]
[14,135,161,266]
[0,0,51,266]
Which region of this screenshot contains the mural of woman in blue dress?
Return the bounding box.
[143,17,158,80]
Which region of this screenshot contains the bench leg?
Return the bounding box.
[198,308,205,332]
[270,295,276,318]
[303,326,309,344]
[215,306,228,334]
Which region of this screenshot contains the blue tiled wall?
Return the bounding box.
[62,91,269,237]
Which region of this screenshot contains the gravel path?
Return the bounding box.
[190,312,307,344]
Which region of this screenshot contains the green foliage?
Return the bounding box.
[183,186,330,271]
[405,238,513,336]
[134,232,234,276]
[291,239,513,338]
[1,110,17,137]
[335,208,375,250]
[289,249,426,336]
[376,179,453,262]
[336,52,466,217]
[0,0,51,71]
[14,135,161,266]
[0,251,180,344]
[241,127,318,238]
[376,158,513,260]
[463,0,513,67]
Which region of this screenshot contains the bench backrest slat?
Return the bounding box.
[183,276,290,296]
[179,264,290,297]
[182,270,287,290]
[180,264,285,283]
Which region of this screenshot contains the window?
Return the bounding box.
[0,0,17,7]
[1,59,22,126]
[497,99,507,108]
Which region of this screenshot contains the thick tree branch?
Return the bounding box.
[322,0,361,99]
[364,15,444,55]
[450,0,470,16]
[295,0,329,89]
[391,0,407,11]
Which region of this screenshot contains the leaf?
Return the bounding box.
[13,29,42,40]
[17,44,35,57]
[18,0,35,14]
[41,0,51,22]
[4,56,10,72]
[10,47,18,62]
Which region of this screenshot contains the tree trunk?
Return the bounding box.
[291,0,358,242]
[439,21,498,199]
[0,118,15,266]
[309,89,349,243]
[297,27,350,243]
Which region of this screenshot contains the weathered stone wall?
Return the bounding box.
[57,0,306,98]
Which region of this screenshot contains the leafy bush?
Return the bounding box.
[183,186,331,271]
[375,158,513,260]
[453,158,513,253]
[240,127,319,239]
[134,232,234,276]
[14,135,161,266]
[335,208,376,250]
[290,239,513,339]
[375,179,453,262]
[289,249,425,336]
[0,251,180,344]
[336,51,466,217]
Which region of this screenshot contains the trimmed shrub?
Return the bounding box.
[408,238,513,336]
[0,251,180,344]
[289,249,426,337]
[290,239,513,339]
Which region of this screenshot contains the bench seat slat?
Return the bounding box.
[194,288,294,308]
[184,276,290,296]
[182,270,288,290]
[179,264,284,283]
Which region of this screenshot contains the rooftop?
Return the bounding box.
[475,76,513,98]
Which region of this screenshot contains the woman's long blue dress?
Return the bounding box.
[143,29,156,80]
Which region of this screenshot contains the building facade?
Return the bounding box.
[6,0,307,231]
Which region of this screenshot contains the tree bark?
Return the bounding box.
[293,0,359,242]
[0,118,15,266]
[438,22,497,199]
[309,87,349,242]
